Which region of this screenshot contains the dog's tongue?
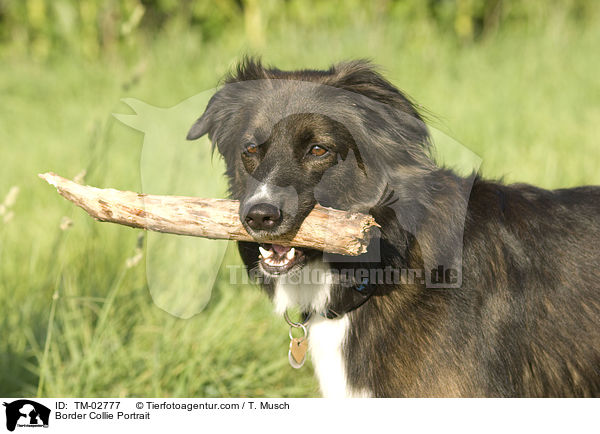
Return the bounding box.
[272,244,291,255]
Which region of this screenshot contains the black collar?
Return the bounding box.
[306,279,376,320]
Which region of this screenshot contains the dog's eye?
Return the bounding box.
[244,143,259,154]
[309,145,328,157]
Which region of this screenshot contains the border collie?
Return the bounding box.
[187,58,600,397]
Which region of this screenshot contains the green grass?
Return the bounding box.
[1,17,599,397]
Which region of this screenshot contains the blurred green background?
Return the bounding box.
[1,0,599,397]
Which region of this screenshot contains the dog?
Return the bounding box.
[187,58,600,397]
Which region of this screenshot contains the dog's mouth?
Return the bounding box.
[258,243,306,275]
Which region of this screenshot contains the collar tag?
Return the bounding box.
[289,336,308,369]
[285,310,311,369]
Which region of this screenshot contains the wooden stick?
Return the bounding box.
[39,172,379,256]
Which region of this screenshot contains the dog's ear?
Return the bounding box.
[329,60,426,123]
[187,93,223,141]
[186,112,211,140]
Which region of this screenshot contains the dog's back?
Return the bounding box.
[479,182,599,395]
[456,181,600,396]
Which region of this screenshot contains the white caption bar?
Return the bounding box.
[0,398,596,433]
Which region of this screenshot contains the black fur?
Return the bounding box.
[188,58,600,397]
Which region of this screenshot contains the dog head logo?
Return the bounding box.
[3,400,50,432]
[113,94,230,319]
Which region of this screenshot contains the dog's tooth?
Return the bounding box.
[259,246,273,258]
[286,248,295,260]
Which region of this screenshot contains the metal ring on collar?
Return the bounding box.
[284,310,312,327]
[288,323,308,341]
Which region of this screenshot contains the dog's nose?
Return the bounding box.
[244,204,282,231]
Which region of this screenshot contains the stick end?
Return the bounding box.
[38,172,58,187]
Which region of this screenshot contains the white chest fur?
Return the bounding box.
[309,315,372,398]
[272,268,371,397]
[308,315,351,397]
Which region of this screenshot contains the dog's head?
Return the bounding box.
[187,58,433,276]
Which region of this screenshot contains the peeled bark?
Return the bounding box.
[39,172,379,256]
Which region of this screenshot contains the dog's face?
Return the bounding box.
[187,59,432,278]
[238,111,366,275]
[235,112,360,237]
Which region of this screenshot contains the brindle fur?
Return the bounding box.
[188,58,600,397]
